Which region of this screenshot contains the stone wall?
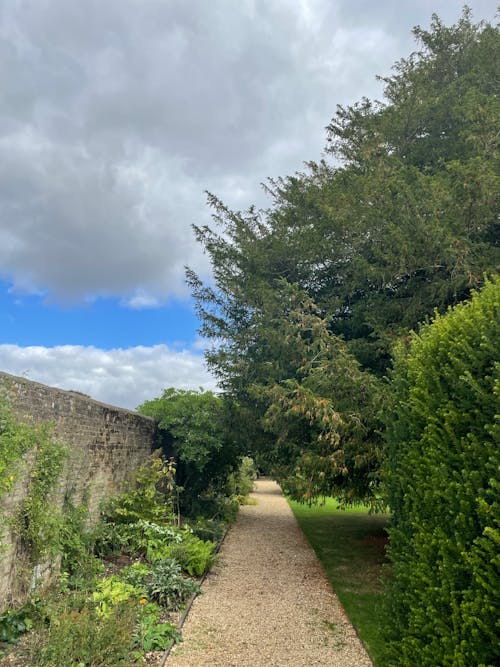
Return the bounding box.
[0,371,156,607]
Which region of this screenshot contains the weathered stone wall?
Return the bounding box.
[0,371,156,607]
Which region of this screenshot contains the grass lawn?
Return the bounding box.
[289,498,390,666]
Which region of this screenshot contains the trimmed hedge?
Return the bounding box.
[384,277,499,667]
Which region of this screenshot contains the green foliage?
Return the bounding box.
[117,562,152,590]
[115,556,200,612]
[138,619,179,652]
[138,389,241,515]
[252,284,386,504]
[166,535,215,577]
[0,399,70,564]
[135,601,180,651]
[93,576,144,617]
[228,456,257,501]
[1,435,225,665]
[187,10,499,504]
[0,398,102,594]
[0,400,38,500]
[383,278,500,666]
[14,430,68,564]
[58,505,103,590]
[96,518,184,561]
[25,593,139,667]
[101,451,176,526]
[0,607,34,645]
[190,517,225,543]
[96,451,185,561]
[216,496,239,524]
[146,558,199,609]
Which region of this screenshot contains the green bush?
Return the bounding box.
[135,601,179,651]
[0,402,69,563]
[100,451,176,527]
[93,576,144,617]
[0,400,38,500]
[95,518,184,560]
[220,497,240,523]
[25,593,138,667]
[115,558,199,612]
[190,517,225,543]
[146,558,199,609]
[166,535,215,577]
[95,452,183,560]
[117,562,151,590]
[138,388,241,516]
[17,436,68,563]
[59,502,103,589]
[0,607,34,645]
[383,278,500,666]
[227,456,257,502]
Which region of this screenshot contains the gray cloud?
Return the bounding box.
[0,0,496,303]
[0,343,216,409]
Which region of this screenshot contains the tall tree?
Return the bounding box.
[138,388,240,514]
[187,9,499,502]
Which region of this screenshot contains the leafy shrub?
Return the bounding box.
[93,576,144,617]
[146,558,199,609]
[135,601,179,651]
[226,455,257,503]
[236,456,257,496]
[383,278,500,666]
[118,562,151,589]
[59,502,103,588]
[138,389,241,516]
[101,452,176,527]
[0,400,38,500]
[166,536,215,577]
[96,453,183,560]
[1,417,69,564]
[219,497,240,524]
[95,517,184,559]
[138,620,179,651]
[19,582,179,665]
[18,436,68,563]
[0,607,34,645]
[25,593,138,667]
[190,517,225,543]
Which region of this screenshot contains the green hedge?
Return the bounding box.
[384,277,499,667]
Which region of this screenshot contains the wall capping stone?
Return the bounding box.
[0,370,154,421]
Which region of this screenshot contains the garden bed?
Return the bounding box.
[0,453,245,667]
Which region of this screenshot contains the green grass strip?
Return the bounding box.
[289,498,390,666]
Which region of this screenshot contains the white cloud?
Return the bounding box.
[0,0,494,305]
[122,289,162,310]
[0,344,217,409]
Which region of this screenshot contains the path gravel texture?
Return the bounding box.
[167,479,372,667]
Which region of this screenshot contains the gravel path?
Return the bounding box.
[167,479,372,667]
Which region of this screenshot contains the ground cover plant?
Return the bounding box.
[289,498,390,666]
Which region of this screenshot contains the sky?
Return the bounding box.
[0,0,497,409]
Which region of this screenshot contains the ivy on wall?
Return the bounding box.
[0,398,68,568]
